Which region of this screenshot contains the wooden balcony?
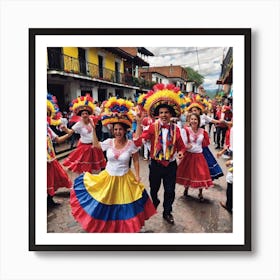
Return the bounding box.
[47,50,155,89]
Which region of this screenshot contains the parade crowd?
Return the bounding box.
[47,83,233,233]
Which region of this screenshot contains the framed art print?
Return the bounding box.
[29,28,251,251]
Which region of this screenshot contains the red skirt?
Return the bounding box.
[47,159,72,196]
[63,142,106,174]
[176,152,213,189]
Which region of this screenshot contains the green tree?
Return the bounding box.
[184,67,204,86]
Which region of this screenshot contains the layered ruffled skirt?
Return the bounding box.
[202,147,224,180]
[70,170,156,233]
[63,142,106,174]
[47,159,72,196]
[176,152,213,189]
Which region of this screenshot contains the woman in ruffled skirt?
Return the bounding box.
[47,93,74,206]
[70,98,156,233]
[47,124,73,206]
[63,95,106,174]
[176,113,214,201]
[187,103,224,180]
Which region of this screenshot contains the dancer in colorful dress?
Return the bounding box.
[63,94,106,174]
[184,95,224,181]
[70,97,156,233]
[134,84,187,225]
[176,113,214,201]
[47,94,73,207]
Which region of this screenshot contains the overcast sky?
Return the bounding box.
[145,47,229,91]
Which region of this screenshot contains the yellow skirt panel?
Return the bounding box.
[83,170,145,205]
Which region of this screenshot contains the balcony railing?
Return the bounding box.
[47,50,155,89]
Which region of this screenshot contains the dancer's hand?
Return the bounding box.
[186,143,192,150]
[60,125,73,135]
[135,111,145,124]
[60,124,67,132]
[135,175,141,183]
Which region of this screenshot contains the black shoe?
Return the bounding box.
[47,196,60,207]
[215,145,221,149]
[220,202,232,214]
[198,193,205,202]
[163,213,174,225]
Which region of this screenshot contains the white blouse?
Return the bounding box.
[101,138,140,176]
[180,127,204,153]
[72,121,93,143]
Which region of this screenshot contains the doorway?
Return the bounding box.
[98,88,107,102]
[98,55,104,78]
[78,48,87,75]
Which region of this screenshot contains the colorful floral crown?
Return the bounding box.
[69,94,96,115]
[101,97,134,128]
[138,83,186,117]
[136,93,147,111]
[185,94,209,113]
[47,93,62,126]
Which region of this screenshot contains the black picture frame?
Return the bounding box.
[29,28,251,251]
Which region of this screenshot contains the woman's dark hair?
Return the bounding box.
[191,106,202,115]
[77,109,91,116]
[189,112,201,127]
[154,104,176,117]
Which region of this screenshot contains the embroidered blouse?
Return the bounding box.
[181,127,210,153]
[72,121,93,143]
[101,138,140,176]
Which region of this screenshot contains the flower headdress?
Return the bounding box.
[185,94,209,113]
[69,94,96,116]
[139,83,186,118]
[101,97,134,128]
[47,93,62,126]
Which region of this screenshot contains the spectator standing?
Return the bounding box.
[220,160,233,213]
[217,120,233,213]
[215,99,232,149]
[141,112,154,160]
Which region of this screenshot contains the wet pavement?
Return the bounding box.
[47,140,232,233]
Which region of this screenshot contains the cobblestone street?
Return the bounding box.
[47,138,232,234]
